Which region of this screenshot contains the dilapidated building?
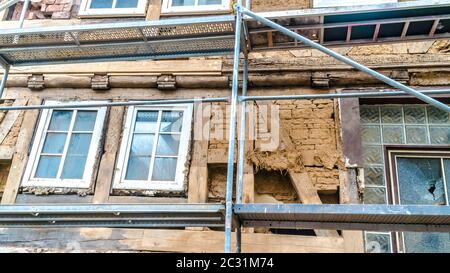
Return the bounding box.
[0,0,449,253]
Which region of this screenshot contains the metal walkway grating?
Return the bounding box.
[0,16,236,65]
[0,204,225,228]
[235,204,450,232]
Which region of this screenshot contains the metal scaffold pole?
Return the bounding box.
[18,0,30,28]
[238,5,450,113]
[0,57,9,99]
[224,1,243,253]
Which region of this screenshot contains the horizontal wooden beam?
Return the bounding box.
[0,228,345,253]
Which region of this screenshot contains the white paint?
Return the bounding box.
[78,0,148,17]
[313,0,397,8]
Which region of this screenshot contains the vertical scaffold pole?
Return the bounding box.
[224,1,243,253]
[19,0,30,28]
[0,64,10,99]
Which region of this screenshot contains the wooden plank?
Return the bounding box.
[0,228,346,253]
[188,103,211,204]
[288,172,340,237]
[9,60,223,75]
[92,104,125,204]
[1,98,40,204]
[0,99,28,143]
[267,32,274,48]
[146,0,162,21]
[0,145,14,162]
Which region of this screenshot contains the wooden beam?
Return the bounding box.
[188,103,211,204]
[288,172,340,237]
[146,0,162,21]
[0,99,28,143]
[0,145,14,163]
[92,103,125,204]
[0,228,346,253]
[1,98,41,204]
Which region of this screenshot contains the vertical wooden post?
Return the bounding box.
[1,98,40,204]
[92,103,125,204]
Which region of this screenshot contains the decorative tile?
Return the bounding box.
[427,106,450,124]
[363,187,387,204]
[405,126,428,144]
[365,233,392,253]
[382,125,404,144]
[403,106,426,124]
[363,145,383,165]
[381,106,403,124]
[361,125,381,144]
[430,126,450,144]
[364,166,385,186]
[360,106,380,124]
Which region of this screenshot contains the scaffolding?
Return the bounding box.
[0,0,450,253]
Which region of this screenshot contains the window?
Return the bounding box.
[22,101,107,188]
[313,0,397,8]
[79,0,148,17]
[386,149,450,253]
[161,0,230,14]
[360,104,450,253]
[113,104,193,191]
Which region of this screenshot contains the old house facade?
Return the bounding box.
[0,0,449,253]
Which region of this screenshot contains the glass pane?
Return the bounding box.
[362,146,383,165]
[430,126,450,144]
[172,0,195,6]
[405,126,428,144]
[403,232,450,253]
[130,134,154,156]
[397,158,446,206]
[364,166,385,186]
[156,134,180,156]
[198,0,222,5]
[381,107,403,124]
[360,106,380,124]
[427,106,450,124]
[160,111,183,132]
[125,156,151,180]
[48,110,73,131]
[60,134,92,179]
[135,111,158,132]
[404,106,426,124]
[364,187,386,204]
[443,159,450,203]
[361,125,381,144]
[42,133,67,154]
[90,0,113,8]
[365,233,392,253]
[73,111,97,131]
[35,156,61,178]
[116,0,138,8]
[382,125,404,144]
[152,158,177,181]
[61,155,87,179]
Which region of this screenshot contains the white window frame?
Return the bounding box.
[21,101,107,189]
[313,0,397,8]
[113,104,193,191]
[161,0,230,15]
[78,0,148,17]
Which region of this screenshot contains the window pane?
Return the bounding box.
[35,156,61,178]
[60,134,92,179]
[365,233,391,253]
[362,145,383,165]
[405,126,428,144]
[156,134,180,156]
[125,156,151,180]
[73,111,97,131]
[361,125,381,144]
[135,111,158,132]
[160,111,183,132]
[90,0,113,8]
[381,107,403,124]
[198,0,222,5]
[404,106,426,124]
[360,106,380,124]
[363,187,386,204]
[364,166,385,186]
[152,158,177,181]
[172,0,195,6]
[403,232,450,253]
[427,106,450,124]
[42,133,67,154]
[429,126,450,144]
[382,125,404,144]
[130,134,154,156]
[397,158,446,206]
[116,0,139,8]
[443,159,450,203]
[48,110,73,131]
